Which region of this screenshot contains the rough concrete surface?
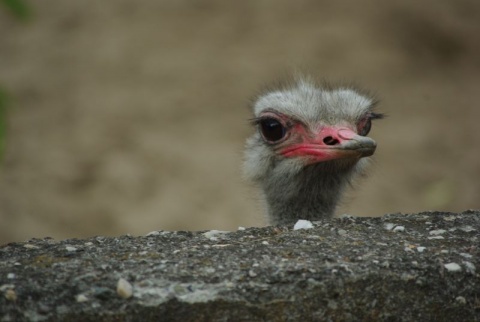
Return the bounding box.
[1,211,479,321]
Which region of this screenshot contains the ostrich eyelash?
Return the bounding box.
[249,116,289,126]
[248,117,264,126]
[369,112,386,120]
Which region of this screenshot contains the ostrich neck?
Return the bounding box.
[263,163,355,225]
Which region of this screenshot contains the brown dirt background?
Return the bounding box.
[1,0,479,244]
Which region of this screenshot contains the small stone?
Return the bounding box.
[417,246,426,253]
[248,270,257,277]
[65,246,77,252]
[4,289,17,301]
[76,294,89,303]
[401,273,415,281]
[393,226,405,232]
[443,215,456,221]
[211,244,230,248]
[444,262,462,272]
[23,244,39,249]
[117,278,133,299]
[380,261,390,268]
[415,278,425,286]
[0,284,15,292]
[261,241,269,245]
[337,229,347,236]
[7,273,15,279]
[428,236,444,240]
[463,261,476,274]
[204,267,216,274]
[237,227,246,231]
[459,253,472,259]
[455,296,467,305]
[146,231,160,236]
[460,225,475,232]
[384,223,395,231]
[429,229,446,235]
[293,220,314,230]
[172,284,187,294]
[203,230,230,240]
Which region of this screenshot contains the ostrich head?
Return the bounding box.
[244,77,383,225]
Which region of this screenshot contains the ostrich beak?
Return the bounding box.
[281,127,377,163]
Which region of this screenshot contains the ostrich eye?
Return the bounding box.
[259,118,286,142]
[358,118,372,136]
[357,112,384,136]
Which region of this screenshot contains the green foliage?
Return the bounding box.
[1,0,30,20]
[0,0,31,160]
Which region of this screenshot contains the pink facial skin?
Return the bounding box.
[280,126,374,163]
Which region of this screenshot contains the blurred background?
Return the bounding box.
[0,0,479,244]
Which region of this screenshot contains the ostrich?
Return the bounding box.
[244,77,383,225]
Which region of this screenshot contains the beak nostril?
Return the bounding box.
[323,136,340,146]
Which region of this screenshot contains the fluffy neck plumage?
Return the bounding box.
[260,160,359,225]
